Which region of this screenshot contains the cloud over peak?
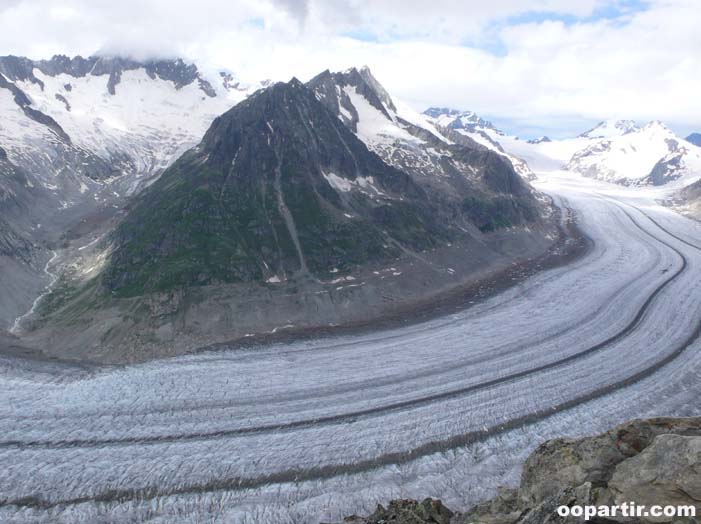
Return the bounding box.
[0,0,697,137]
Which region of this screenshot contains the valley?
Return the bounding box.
[1,169,700,523]
[0,54,700,524]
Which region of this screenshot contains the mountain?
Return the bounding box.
[0,54,265,327]
[423,107,497,131]
[307,69,542,225]
[307,69,462,183]
[685,132,701,146]
[21,71,559,362]
[0,54,259,184]
[102,78,448,295]
[566,121,701,186]
[91,75,544,295]
[578,119,639,138]
[421,107,534,179]
[669,177,701,219]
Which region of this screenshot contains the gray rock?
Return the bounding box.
[520,418,701,507]
[460,487,521,524]
[325,498,453,524]
[609,435,701,523]
[337,419,701,524]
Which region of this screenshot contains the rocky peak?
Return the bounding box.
[423,107,497,131]
[101,76,441,295]
[308,66,395,123]
[579,119,639,138]
[0,55,38,84]
[0,54,216,96]
[356,65,396,112]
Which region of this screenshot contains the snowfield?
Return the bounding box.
[1,171,700,523]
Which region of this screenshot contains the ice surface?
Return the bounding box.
[1,165,701,523]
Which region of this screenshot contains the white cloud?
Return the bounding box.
[0,0,699,137]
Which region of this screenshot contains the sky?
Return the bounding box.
[0,0,699,138]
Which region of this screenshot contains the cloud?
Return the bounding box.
[0,0,698,137]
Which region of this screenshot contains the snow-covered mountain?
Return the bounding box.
[0,55,262,191]
[423,107,497,132]
[307,68,541,215]
[473,117,701,190]
[0,54,267,327]
[422,107,534,179]
[308,68,453,179]
[527,136,551,144]
[578,119,639,139]
[566,121,701,186]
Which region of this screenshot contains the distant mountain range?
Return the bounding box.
[566,120,701,186]
[578,119,639,138]
[686,132,701,146]
[422,107,534,179]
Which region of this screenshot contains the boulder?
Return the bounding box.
[331,498,454,524]
[608,435,701,523]
[337,418,701,524]
[520,418,701,507]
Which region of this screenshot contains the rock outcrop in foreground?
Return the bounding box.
[334,417,701,524]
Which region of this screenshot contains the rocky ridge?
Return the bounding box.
[333,417,701,524]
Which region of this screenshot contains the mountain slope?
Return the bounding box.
[20,74,562,362]
[668,178,701,219]
[102,79,450,296]
[685,132,701,146]
[0,55,259,184]
[308,69,540,223]
[308,68,453,179]
[0,54,266,326]
[422,107,534,179]
[578,119,639,138]
[566,121,701,186]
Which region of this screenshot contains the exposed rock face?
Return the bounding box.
[0,54,215,96]
[332,498,454,524]
[307,68,540,227]
[608,435,701,519]
[499,417,701,524]
[337,418,701,524]
[102,78,448,295]
[669,178,701,220]
[22,72,561,363]
[566,121,701,187]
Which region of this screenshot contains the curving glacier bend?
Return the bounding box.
[0,170,700,523]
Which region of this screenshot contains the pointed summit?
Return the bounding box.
[308,66,395,123]
[357,65,396,112]
[102,78,442,295]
